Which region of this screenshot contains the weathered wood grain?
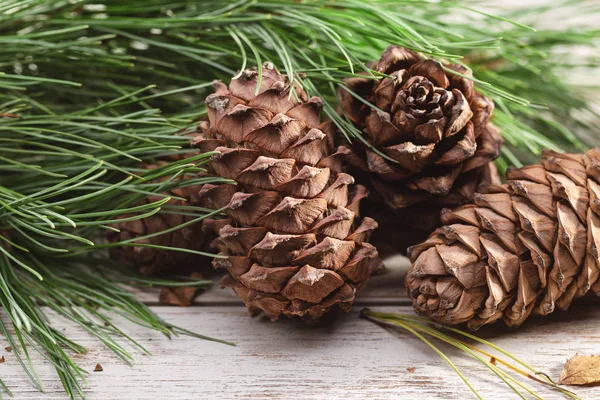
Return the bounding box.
[2,304,600,399]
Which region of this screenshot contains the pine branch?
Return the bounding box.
[1,0,598,168]
[0,78,233,398]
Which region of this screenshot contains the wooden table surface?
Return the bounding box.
[2,256,600,399]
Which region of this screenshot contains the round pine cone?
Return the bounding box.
[339,45,503,252]
[406,149,600,330]
[195,63,383,321]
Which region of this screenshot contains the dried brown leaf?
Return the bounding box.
[559,354,600,385]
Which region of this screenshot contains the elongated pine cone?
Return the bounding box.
[195,63,383,321]
[339,45,502,252]
[107,165,210,277]
[406,149,600,330]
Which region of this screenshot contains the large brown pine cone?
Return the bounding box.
[406,149,600,330]
[339,45,503,252]
[107,165,210,277]
[195,63,383,321]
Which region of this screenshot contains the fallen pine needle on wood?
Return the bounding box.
[361,309,582,400]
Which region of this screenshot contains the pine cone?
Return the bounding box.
[196,63,383,321]
[406,149,600,330]
[339,45,502,251]
[107,165,211,277]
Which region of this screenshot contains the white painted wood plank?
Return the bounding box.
[2,305,600,399]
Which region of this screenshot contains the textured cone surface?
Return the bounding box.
[197,63,383,321]
[406,149,600,329]
[339,45,502,251]
[107,164,211,277]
